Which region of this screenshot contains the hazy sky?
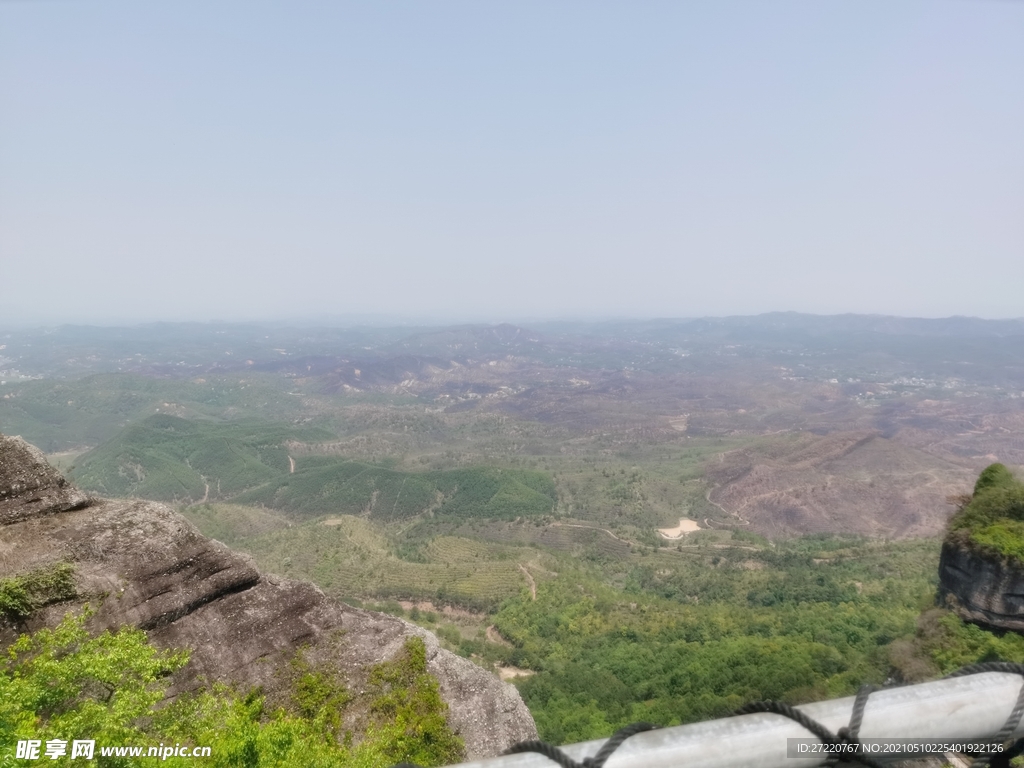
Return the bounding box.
[1,1,1022,324]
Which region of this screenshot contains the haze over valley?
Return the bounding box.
[4,315,1021,542]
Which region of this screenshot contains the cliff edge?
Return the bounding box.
[938,538,1024,632]
[0,433,537,759]
[937,463,1024,633]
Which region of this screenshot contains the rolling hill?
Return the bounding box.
[72,414,558,522]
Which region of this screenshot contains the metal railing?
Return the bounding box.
[430,665,1024,768]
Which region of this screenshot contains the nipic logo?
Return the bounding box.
[15,740,209,760]
[15,740,95,760]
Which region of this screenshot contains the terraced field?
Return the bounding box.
[454,520,632,558]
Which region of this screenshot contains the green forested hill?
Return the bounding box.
[72,415,335,500]
[235,461,556,520]
[0,373,313,452]
[73,415,557,521]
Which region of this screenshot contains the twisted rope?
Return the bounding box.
[945,663,1024,768]
[502,722,659,768]
[841,684,877,742]
[735,699,884,768]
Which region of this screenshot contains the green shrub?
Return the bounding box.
[287,652,352,739]
[0,563,75,620]
[970,520,1024,563]
[362,637,464,767]
[0,610,189,757]
[974,463,1017,495]
[2,615,464,768]
[435,624,462,645]
[948,464,1024,562]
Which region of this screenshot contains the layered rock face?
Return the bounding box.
[0,433,536,759]
[937,538,1024,632]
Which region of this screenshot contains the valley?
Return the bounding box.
[2,314,1024,744]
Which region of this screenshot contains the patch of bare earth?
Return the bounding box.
[658,517,700,539]
[497,666,535,681]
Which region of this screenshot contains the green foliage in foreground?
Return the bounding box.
[926,611,1024,673]
[947,463,1024,563]
[974,463,1018,495]
[0,612,189,765]
[890,607,1024,684]
[1,613,462,767]
[360,635,464,767]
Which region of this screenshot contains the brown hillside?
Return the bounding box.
[706,431,974,538]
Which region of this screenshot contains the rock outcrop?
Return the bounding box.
[0,433,536,759]
[937,537,1024,632]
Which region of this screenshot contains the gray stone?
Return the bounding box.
[937,536,1024,632]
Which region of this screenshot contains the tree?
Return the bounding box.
[2,614,463,768]
[1,610,187,766]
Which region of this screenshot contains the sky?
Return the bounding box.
[1,1,1022,325]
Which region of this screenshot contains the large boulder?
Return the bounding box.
[0,433,536,759]
[937,463,1024,633]
[937,537,1024,632]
